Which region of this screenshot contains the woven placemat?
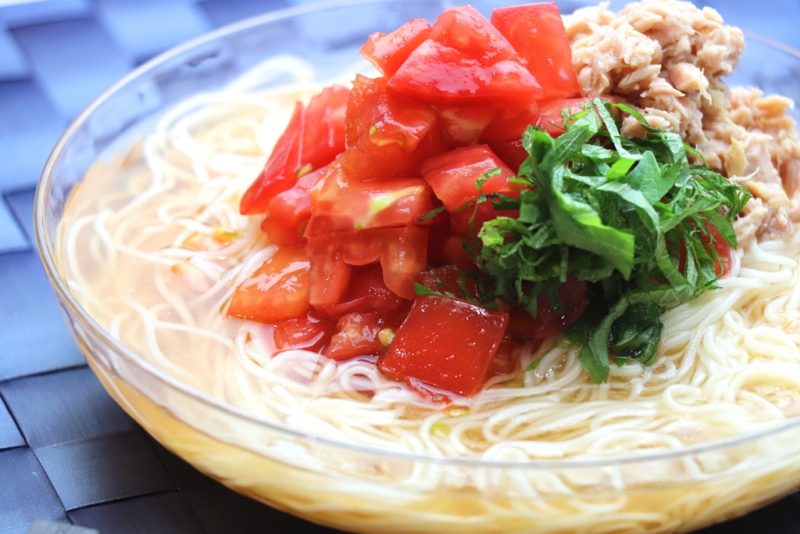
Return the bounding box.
[1,1,798,532]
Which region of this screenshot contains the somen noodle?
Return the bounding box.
[52,16,800,534]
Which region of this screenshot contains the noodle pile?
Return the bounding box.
[58,56,800,469]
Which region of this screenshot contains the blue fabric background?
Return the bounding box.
[0,1,798,532]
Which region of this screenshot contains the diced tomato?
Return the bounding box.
[488,139,529,174]
[324,312,390,361]
[301,85,349,169]
[346,75,437,150]
[537,97,620,137]
[481,102,540,143]
[321,264,406,318]
[487,334,517,376]
[227,245,310,323]
[308,226,429,307]
[491,3,580,100]
[425,219,452,267]
[389,6,542,105]
[702,225,732,277]
[416,265,480,300]
[449,202,519,237]
[307,162,434,235]
[427,221,473,268]
[537,97,590,136]
[378,226,429,299]
[441,234,473,267]
[260,166,326,245]
[340,134,441,183]
[274,312,334,352]
[241,86,349,215]
[342,75,440,181]
[379,295,509,396]
[361,19,432,77]
[436,105,496,147]
[240,102,305,215]
[421,144,519,212]
[508,279,588,341]
[678,222,732,278]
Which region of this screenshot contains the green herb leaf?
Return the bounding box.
[471,98,750,382]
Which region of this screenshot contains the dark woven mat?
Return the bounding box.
[1,1,799,532]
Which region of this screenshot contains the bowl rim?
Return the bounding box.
[33,0,800,470]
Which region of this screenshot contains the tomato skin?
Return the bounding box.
[378,295,509,396]
[308,238,352,309]
[421,144,519,212]
[320,264,406,318]
[491,3,580,100]
[241,86,349,215]
[678,222,732,278]
[324,312,389,361]
[227,245,311,323]
[274,312,335,352]
[379,225,430,299]
[301,85,349,168]
[537,96,620,137]
[704,225,732,277]
[487,334,517,377]
[427,221,473,268]
[508,279,588,341]
[343,75,440,181]
[416,265,480,300]
[361,19,432,77]
[480,102,540,143]
[346,75,437,150]
[449,202,520,237]
[537,97,591,136]
[240,102,305,215]
[308,226,429,307]
[389,6,542,105]
[260,166,326,246]
[307,162,434,235]
[487,138,528,174]
[389,40,540,106]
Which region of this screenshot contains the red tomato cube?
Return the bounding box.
[388,6,542,105]
[320,264,406,318]
[507,278,588,342]
[308,226,429,307]
[480,102,540,143]
[240,102,304,215]
[306,161,434,235]
[274,312,335,352]
[537,96,620,137]
[301,84,349,169]
[261,166,326,246]
[379,296,509,396]
[416,265,481,301]
[345,75,437,150]
[361,18,432,76]
[241,85,349,215]
[227,245,311,323]
[491,3,581,100]
[421,144,519,212]
[486,139,529,174]
[324,311,403,361]
[342,75,441,181]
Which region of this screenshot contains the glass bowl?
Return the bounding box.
[34,1,800,532]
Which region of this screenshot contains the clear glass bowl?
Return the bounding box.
[34,1,800,532]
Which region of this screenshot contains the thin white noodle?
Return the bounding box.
[54,54,800,531]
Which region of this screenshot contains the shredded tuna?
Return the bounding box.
[564,0,800,243]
